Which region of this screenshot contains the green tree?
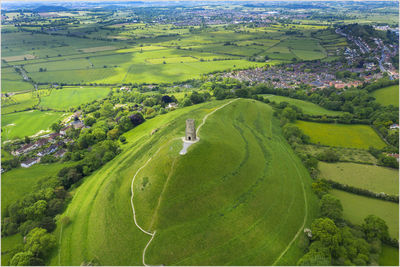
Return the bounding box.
[24,200,47,220]
[311,218,341,253]
[297,249,331,266]
[311,179,331,198]
[51,122,62,133]
[10,251,35,266]
[25,228,56,257]
[320,194,343,221]
[362,215,390,242]
[282,107,297,122]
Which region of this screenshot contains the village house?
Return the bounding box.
[60,125,72,135]
[389,124,399,130]
[21,158,39,168]
[12,143,35,156]
[387,153,399,162]
[167,102,178,109]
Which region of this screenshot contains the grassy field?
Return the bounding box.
[331,189,399,238]
[50,99,318,266]
[379,245,399,266]
[372,85,399,107]
[1,92,38,115]
[2,110,68,141]
[39,86,111,110]
[319,162,399,195]
[261,95,344,116]
[1,234,23,266]
[1,162,71,215]
[295,144,378,164]
[295,121,387,149]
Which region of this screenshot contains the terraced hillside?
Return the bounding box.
[50,99,318,266]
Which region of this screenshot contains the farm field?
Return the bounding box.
[1,110,68,141]
[1,162,71,215]
[1,234,23,266]
[372,85,399,107]
[50,99,318,266]
[295,144,378,164]
[260,95,344,116]
[331,189,399,238]
[319,162,399,195]
[1,92,38,115]
[295,121,387,149]
[379,245,399,266]
[39,86,111,110]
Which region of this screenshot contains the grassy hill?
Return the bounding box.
[50,99,318,266]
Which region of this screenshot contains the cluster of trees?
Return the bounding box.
[300,182,397,266]
[179,91,211,107]
[369,147,399,169]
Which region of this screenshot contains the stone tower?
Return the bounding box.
[185,119,196,141]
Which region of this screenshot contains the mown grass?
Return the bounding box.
[372,85,399,107]
[331,189,399,238]
[261,94,344,116]
[50,99,318,266]
[1,110,68,141]
[39,86,111,110]
[295,121,387,149]
[379,244,399,266]
[319,162,399,195]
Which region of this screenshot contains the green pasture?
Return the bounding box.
[50,99,318,266]
[1,92,38,115]
[319,162,399,195]
[1,67,34,93]
[331,189,399,238]
[1,149,13,162]
[2,110,68,141]
[261,95,344,116]
[295,121,387,149]
[379,245,399,266]
[1,234,23,266]
[1,162,71,214]
[372,85,399,107]
[39,86,111,110]
[295,144,378,165]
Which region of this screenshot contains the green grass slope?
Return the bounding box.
[372,85,399,107]
[295,121,386,149]
[319,162,399,195]
[51,99,318,266]
[379,245,399,266]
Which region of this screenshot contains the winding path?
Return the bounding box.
[130,99,238,266]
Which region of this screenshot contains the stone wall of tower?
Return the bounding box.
[185,119,196,141]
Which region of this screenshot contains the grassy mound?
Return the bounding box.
[319,162,399,195]
[50,99,317,266]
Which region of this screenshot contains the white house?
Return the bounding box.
[21,158,39,168]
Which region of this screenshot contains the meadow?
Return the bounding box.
[1,234,23,266]
[295,121,387,149]
[39,86,111,110]
[319,162,399,195]
[1,92,38,115]
[372,85,399,107]
[1,162,71,215]
[331,189,399,238]
[295,144,378,164]
[261,95,344,116]
[1,110,68,141]
[379,245,399,266]
[50,99,318,266]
